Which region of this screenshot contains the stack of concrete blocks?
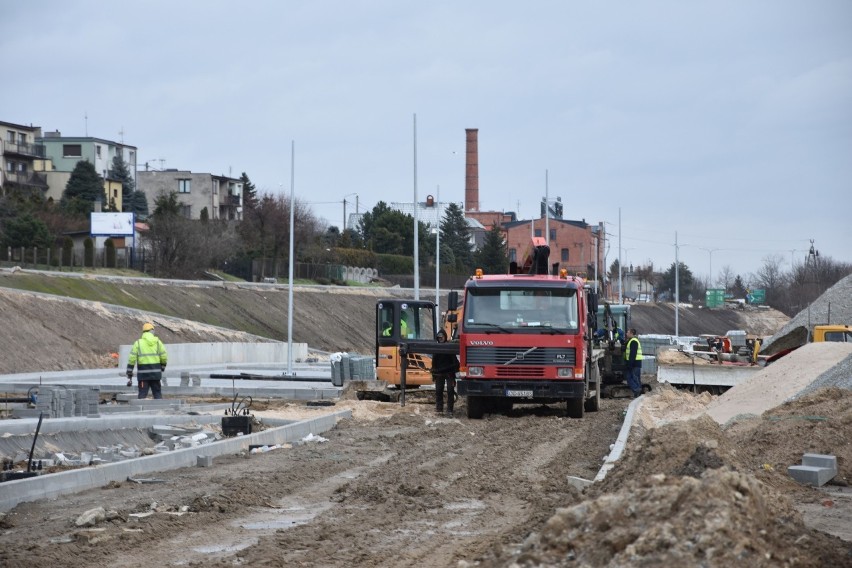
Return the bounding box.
[638,336,676,376]
[349,356,376,381]
[35,387,100,418]
[180,371,203,387]
[788,453,837,487]
[330,359,343,387]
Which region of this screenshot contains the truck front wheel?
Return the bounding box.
[466,396,485,419]
[566,397,585,419]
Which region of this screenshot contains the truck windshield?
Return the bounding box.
[463,288,579,332]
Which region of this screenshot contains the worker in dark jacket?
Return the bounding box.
[431,329,459,416]
[624,327,644,398]
[127,322,168,399]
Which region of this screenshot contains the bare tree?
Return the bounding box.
[239,192,321,279]
[717,264,734,292]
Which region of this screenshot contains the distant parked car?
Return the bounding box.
[637,293,652,303]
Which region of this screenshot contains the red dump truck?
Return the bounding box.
[454,237,603,419]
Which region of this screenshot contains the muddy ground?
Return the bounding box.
[2,390,851,567]
[0,398,627,567]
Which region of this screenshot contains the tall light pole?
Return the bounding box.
[674,231,679,339]
[286,141,296,377]
[413,113,419,300]
[698,247,720,288]
[618,208,623,304]
[435,185,441,309]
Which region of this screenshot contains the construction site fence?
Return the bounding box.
[1,245,137,271]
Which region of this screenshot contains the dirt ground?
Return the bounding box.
[2,389,851,567]
[0,397,629,567]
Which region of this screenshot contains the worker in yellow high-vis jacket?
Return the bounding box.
[127,322,168,399]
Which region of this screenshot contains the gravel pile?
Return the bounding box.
[794,352,852,399]
[761,273,852,355]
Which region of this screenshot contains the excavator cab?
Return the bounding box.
[375,299,437,387]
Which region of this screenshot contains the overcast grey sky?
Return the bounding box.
[3,1,850,282]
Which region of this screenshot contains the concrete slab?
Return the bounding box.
[802,453,838,473]
[788,464,836,487]
[657,363,760,387]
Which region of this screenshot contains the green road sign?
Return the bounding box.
[747,289,766,305]
[706,288,725,308]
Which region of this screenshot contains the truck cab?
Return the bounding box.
[813,325,852,343]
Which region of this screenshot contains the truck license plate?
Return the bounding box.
[506,389,533,397]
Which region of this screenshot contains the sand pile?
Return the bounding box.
[504,339,852,566]
[760,273,852,356]
[504,389,852,567]
[704,342,852,425]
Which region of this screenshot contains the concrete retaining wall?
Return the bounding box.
[119,342,308,369]
[0,410,349,512]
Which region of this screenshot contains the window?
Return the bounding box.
[6,131,14,143]
[179,204,192,218]
[464,287,579,331]
[18,162,27,173]
[63,144,82,157]
[17,133,26,144]
[6,161,14,172]
[561,249,569,262]
[509,248,516,262]
[96,145,102,158]
[534,229,542,238]
[213,179,219,195]
[128,151,135,163]
[550,228,556,241]
[178,179,191,193]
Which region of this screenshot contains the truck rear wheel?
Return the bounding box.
[566,398,585,419]
[466,396,485,419]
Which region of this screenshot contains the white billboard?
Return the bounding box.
[90,212,135,237]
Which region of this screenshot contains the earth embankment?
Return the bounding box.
[0,269,788,374]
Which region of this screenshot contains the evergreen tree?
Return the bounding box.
[111,155,136,211]
[440,202,472,271]
[61,160,104,216]
[152,192,181,217]
[359,201,417,255]
[240,172,258,210]
[126,190,149,219]
[731,275,748,298]
[473,224,508,274]
[0,213,51,248]
[661,261,695,299]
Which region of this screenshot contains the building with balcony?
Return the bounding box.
[137,169,243,220]
[37,131,138,211]
[0,121,49,197]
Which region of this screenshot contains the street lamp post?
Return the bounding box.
[434,185,441,309]
[698,247,720,288]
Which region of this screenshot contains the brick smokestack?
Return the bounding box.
[465,128,479,212]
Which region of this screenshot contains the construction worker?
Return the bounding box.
[431,329,459,416]
[624,328,643,398]
[127,322,168,400]
[399,311,410,339]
